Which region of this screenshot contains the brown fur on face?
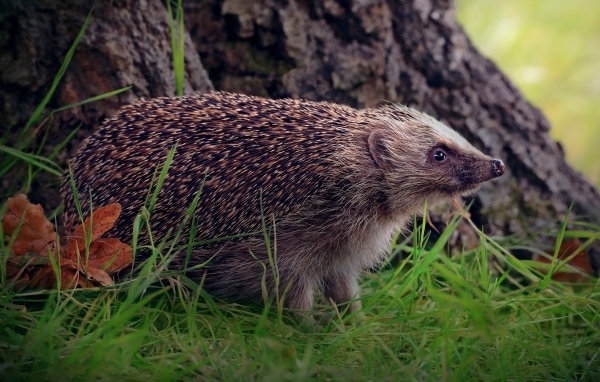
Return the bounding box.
[61,92,504,317]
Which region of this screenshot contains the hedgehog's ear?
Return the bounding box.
[368,129,391,169]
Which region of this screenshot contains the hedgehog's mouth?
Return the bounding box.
[450,158,504,194]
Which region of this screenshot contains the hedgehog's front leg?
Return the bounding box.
[322,272,362,314]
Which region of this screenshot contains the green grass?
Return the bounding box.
[167,0,186,96]
[1,207,599,381]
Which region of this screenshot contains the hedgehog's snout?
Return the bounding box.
[491,159,505,178]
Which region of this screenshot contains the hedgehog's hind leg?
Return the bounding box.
[182,239,319,321]
[276,272,319,327]
[181,241,269,304]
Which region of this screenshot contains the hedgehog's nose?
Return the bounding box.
[491,159,505,178]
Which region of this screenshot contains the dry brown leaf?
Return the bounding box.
[59,267,90,289]
[86,238,133,273]
[64,204,121,260]
[59,257,100,288]
[5,253,49,287]
[28,258,98,289]
[2,194,57,256]
[5,261,31,290]
[80,265,114,287]
[2,195,132,290]
[63,203,132,278]
[8,273,30,290]
[5,263,20,278]
[533,238,594,283]
[28,265,58,289]
[7,253,50,268]
[63,202,133,279]
[59,255,115,287]
[28,254,75,290]
[71,203,121,241]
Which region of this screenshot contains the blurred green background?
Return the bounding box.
[456,0,600,186]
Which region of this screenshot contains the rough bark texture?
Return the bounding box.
[1,0,599,270]
[0,0,213,209]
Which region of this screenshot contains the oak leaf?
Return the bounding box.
[64,204,122,260]
[1,194,133,290]
[2,194,57,256]
[532,238,594,282]
[86,238,133,273]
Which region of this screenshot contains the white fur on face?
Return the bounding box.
[384,104,474,151]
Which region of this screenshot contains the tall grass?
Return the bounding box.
[167,0,186,96]
[1,211,598,381]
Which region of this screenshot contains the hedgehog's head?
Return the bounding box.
[366,105,504,212]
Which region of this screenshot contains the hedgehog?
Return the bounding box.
[60,92,504,317]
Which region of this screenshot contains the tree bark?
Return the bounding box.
[1,0,598,271]
[0,0,213,209]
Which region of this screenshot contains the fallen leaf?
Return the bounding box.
[63,203,132,278]
[28,258,95,289]
[28,265,58,290]
[86,238,133,273]
[59,267,90,289]
[60,257,105,288]
[7,253,50,268]
[1,194,57,256]
[64,204,121,260]
[533,238,594,282]
[58,255,115,287]
[80,265,114,287]
[2,194,132,290]
[72,203,121,242]
[5,261,31,290]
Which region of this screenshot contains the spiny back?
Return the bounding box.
[60,92,367,244]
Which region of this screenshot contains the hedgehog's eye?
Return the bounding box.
[432,149,447,162]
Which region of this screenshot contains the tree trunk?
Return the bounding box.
[0,0,213,209]
[1,0,598,272]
